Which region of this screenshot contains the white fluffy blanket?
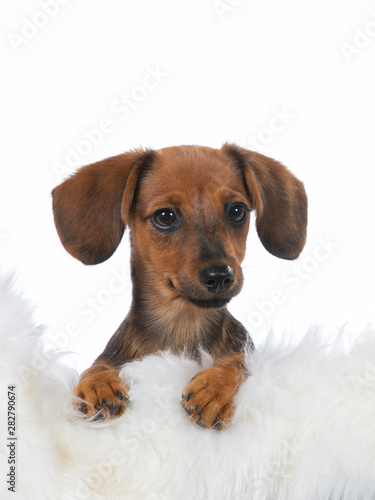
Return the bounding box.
[1,274,375,500]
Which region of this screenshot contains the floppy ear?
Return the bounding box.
[223,144,308,260]
[52,149,155,265]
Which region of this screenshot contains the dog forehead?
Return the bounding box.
[140,146,244,200]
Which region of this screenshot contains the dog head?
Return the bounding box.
[52,144,307,309]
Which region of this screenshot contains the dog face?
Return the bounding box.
[52,144,307,310]
[128,146,251,309]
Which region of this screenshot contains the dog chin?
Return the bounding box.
[186,297,231,309]
[168,280,235,309]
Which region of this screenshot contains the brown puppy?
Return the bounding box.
[52,144,307,429]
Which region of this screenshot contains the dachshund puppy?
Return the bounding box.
[52,144,307,429]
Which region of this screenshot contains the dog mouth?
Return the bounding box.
[186,297,231,309]
[167,279,235,309]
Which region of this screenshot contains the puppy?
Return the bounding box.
[52,144,307,429]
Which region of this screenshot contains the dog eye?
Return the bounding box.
[152,209,177,229]
[227,204,247,224]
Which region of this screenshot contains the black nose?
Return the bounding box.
[199,265,235,293]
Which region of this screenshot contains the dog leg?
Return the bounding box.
[181,353,248,430]
[73,363,129,420]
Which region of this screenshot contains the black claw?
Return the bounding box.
[93,413,104,421]
[196,420,207,428]
[116,391,129,403]
[78,404,88,414]
[108,403,119,416]
[95,403,101,410]
[184,406,193,415]
[213,419,223,431]
[101,399,108,406]
[182,392,193,401]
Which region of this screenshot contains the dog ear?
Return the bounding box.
[223,144,308,260]
[52,149,154,265]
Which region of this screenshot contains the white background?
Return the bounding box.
[1,0,374,372]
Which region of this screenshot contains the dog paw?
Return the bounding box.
[181,366,241,430]
[73,367,129,421]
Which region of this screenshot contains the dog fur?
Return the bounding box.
[2,274,375,499]
[52,143,307,428]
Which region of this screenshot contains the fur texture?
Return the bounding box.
[1,275,375,499]
[51,144,307,425]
